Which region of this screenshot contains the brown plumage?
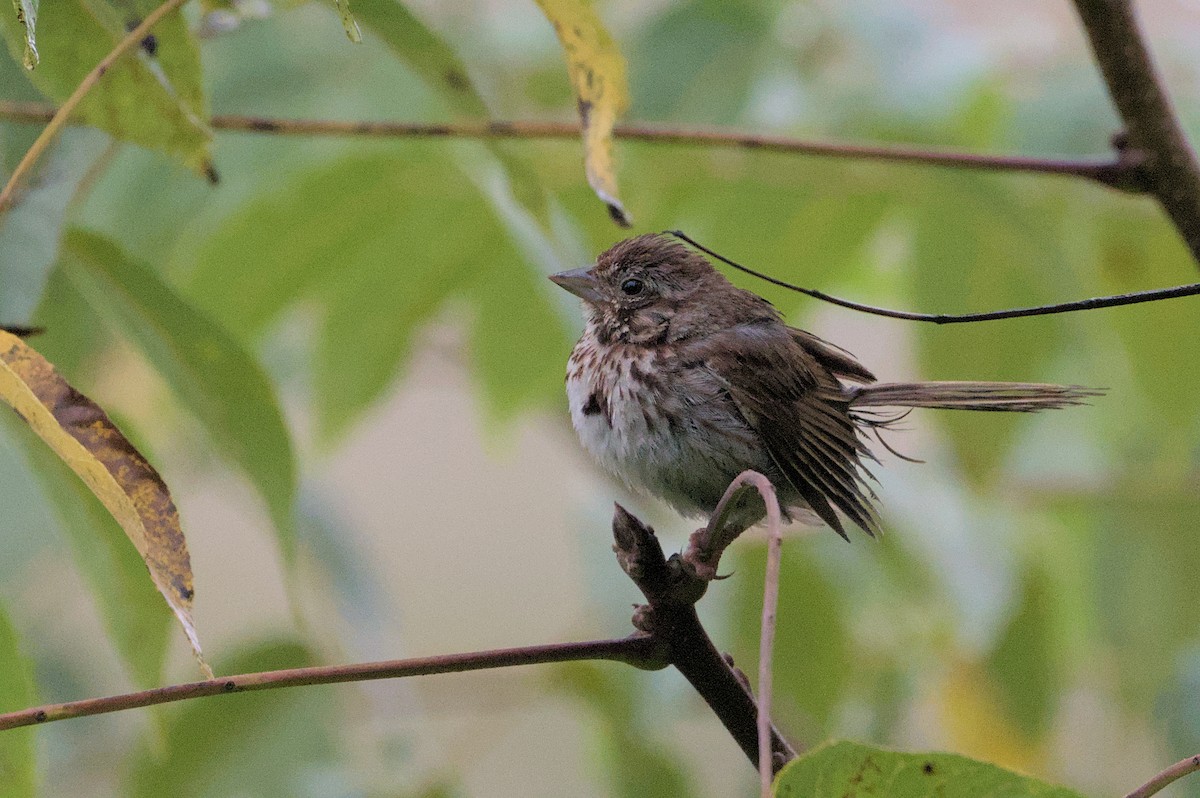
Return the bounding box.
[550,233,1098,539]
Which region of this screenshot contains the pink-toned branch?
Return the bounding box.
[0,100,1134,189]
[1125,753,1200,798]
[0,637,662,732]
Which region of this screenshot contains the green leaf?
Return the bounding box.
[2,409,172,689]
[184,150,570,441]
[0,134,107,324]
[183,152,428,337]
[729,542,850,732]
[774,740,1086,797]
[553,663,696,798]
[313,156,481,442]
[467,249,572,424]
[350,0,486,116]
[126,639,337,798]
[985,566,1059,741]
[60,229,297,561]
[10,0,36,69]
[0,0,211,172]
[910,176,1069,480]
[0,600,36,798]
[1092,487,1200,709]
[349,1,551,220]
[1094,203,1200,428]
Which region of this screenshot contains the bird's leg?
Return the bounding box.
[683,472,778,581]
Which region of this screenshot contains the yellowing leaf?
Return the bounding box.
[535,0,631,226]
[11,0,37,69]
[937,660,1044,775]
[0,330,210,677]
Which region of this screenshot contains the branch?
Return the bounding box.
[1125,754,1200,798]
[0,101,1137,190]
[0,0,192,214]
[612,503,797,774]
[0,637,664,732]
[670,230,1200,324]
[1072,0,1200,264]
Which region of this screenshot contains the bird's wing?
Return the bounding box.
[697,323,881,538]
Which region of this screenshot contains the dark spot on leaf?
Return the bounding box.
[607,202,632,227]
[922,761,935,775]
[444,69,469,91]
[204,163,220,185]
[140,34,158,56]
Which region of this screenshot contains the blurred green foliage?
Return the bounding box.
[1,0,1199,796]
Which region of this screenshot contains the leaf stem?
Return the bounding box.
[0,0,191,214]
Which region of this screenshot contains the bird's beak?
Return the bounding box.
[549,267,603,303]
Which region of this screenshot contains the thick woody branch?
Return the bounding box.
[0,637,664,732]
[0,100,1135,189]
[612,504,797,774]
[1072,0,1200,264]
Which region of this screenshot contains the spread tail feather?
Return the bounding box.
[848,381,1102,412]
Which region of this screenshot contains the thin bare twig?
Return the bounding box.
[0,100,1139,190]
[0,0,192,214]
[1125,754,1200,798]
[0,637,663,732]
[1072,0,1200,265]
[670,230,1200,323]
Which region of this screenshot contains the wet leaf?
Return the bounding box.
[10,0,36,69]
[0,0,210,173]
[61,229,297,562]
[0,329,209,675]
[534,0,631,225]
[774,740,1085,797]
[0,601,36,798]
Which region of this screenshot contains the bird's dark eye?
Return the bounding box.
[620,278,644,296]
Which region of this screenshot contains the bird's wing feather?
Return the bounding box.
[697,323,881,538]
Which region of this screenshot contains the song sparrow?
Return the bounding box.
[550,233,1096,539]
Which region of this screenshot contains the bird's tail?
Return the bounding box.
[848,381,1101,412]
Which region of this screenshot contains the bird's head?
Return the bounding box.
[549,234,740,344]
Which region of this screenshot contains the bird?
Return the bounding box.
[549,233,1097,540]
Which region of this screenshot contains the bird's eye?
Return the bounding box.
[620,278,644,296]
